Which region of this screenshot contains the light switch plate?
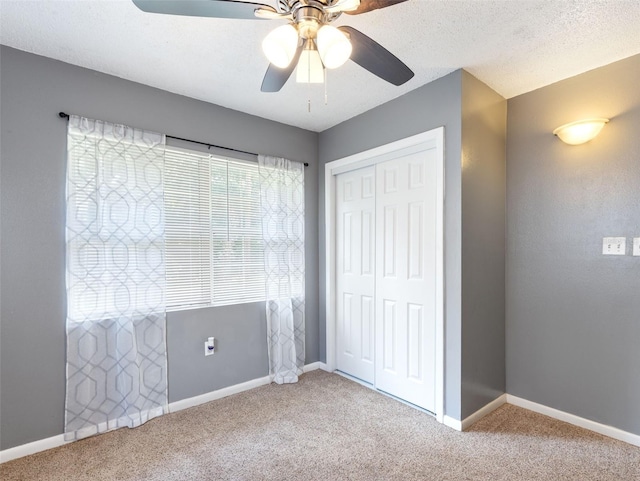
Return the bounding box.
[602,237,626,256]
[633,238,640,257]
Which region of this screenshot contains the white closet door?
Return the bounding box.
[336,166,376,384]
[374,149,437,412]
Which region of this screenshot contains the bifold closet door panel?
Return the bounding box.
[335,166,376,384]
[374,149,437,413]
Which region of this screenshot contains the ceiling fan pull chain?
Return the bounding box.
[308,61,312,113]
[324,68,328,105]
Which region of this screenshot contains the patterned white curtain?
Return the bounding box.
[258,155,306,384]
[65,116,168,441]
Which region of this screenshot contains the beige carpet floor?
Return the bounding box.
[2,370,639,481]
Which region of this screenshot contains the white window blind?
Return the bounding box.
[164,147,265,310]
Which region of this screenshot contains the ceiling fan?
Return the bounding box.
[132,0,414,92]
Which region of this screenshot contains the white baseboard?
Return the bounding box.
[169,362,328,413]
[507,394,640,448]
[168,375,271,413]
[5,375,638,463]
[0,434,71,464]
[444,393,640,446]
[0,361,326,464]
[443,393,507,432]
[442,415,463,431]
[303,361,330,373]
[463,393,507,430]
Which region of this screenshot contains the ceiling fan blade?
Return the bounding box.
[339,26,414,86]
[261,43,304,92]
[132,0,277,20]
[344,0,408,15]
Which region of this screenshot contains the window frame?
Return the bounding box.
[163,145,266,312]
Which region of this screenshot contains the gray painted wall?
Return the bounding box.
[0,46,319,450]
[318,71,466,419]
[318,70,508,421]
[460,72,507,417]
[8,39,634,452]
[506,54,640,435]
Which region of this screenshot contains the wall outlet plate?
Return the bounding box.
[204,337,215,356]
[602,237,626,256]
[633,237,640,257]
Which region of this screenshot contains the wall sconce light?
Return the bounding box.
[553,118,609,145]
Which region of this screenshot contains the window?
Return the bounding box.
[164,147,265,310]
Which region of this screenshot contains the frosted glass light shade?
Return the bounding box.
[296,46,324,83]
[325,0,360,13]
[262,24,298,68]
[338,0,360,11]
[317,25,352,69]
[553,118,609,145]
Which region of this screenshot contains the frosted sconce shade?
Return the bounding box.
[317,25,352,69]
[262,24,298,68]
[553,118,609,145]
[296,42,324,83]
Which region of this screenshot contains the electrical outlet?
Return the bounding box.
[633,238,640,257]
[204,337,215,356]
[602,237,626,256]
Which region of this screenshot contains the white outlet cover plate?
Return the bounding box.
[603,237,626,256]
[633,237,640,256]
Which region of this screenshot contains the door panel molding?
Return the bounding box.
[335,166,376,383]
[325,128,445,422]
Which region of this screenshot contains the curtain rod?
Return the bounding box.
[58,112,308,167]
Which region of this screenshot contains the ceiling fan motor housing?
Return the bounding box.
[292,2,331,39]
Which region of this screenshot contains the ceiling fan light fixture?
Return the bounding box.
[296,41,324,83]
[262,24,298,68]
[132,0,415,93]
[341,0,361,10]
[325,0,361,13]
[317,25,352,69]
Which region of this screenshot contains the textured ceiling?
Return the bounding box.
[1,0,639,132]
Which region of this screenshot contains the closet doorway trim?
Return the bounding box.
[324,127,445,423]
